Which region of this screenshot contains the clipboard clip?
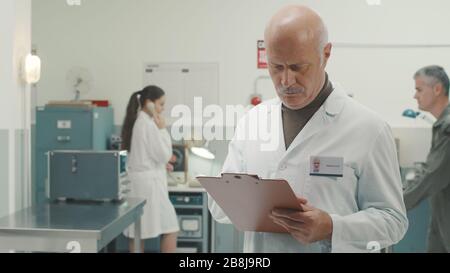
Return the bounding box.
[221,173,260,180]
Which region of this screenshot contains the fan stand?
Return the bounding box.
[74,90,81,101]
[73,77,84,101]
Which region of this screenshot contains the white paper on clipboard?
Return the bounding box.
[197,173,302,233]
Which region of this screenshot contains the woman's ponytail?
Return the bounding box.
[121,91,141,151]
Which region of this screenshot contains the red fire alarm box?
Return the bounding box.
[257,40,267,69]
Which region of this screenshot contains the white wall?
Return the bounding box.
[32,0,450,126]
[33,0,450,125]
[0,0,32,216]
[31,0,450,165]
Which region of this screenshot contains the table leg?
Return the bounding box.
[134,216,141,253]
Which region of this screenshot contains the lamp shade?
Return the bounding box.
[24,54,41,84]
[191,147,215,160]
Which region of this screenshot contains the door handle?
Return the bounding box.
[71,156,77,173]
[57,136,71,142]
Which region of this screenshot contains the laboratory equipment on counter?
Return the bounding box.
[35,105,114,204]
[109,134,122,150]
[187,178,202,188]
[167,144,188,186]
[402,109,436,124]
[48,150,129,202]
[169,188,211,253]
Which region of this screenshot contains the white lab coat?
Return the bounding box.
[124,111,179,239]
[209,84,408,252]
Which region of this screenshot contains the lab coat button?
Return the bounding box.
[279,164,287,171]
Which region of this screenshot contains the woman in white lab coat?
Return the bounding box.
[121,85,179,253]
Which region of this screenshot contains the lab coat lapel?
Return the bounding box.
[280,83,347,158]
[266,98,287,159]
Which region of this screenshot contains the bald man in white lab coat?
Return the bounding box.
[208,5,408,253]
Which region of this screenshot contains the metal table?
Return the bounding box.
[0,198,145,253]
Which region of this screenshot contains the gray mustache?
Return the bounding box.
[278,87,305,95]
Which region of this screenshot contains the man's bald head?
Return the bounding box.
[264,5,332,110]
[264,5,328,59]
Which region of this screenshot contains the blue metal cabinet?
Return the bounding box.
[393,200,430,252]
[34,106,114,204]
[393,167,431,252]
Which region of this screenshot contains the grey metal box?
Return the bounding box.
[48,150,129,201]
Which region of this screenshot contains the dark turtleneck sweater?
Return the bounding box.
[282,73,333,149]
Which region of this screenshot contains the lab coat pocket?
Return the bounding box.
[304,165,358,210]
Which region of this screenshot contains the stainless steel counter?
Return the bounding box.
[0,198,145,253]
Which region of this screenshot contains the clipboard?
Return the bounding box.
[197,173,302,233]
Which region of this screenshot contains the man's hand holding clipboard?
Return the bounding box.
[270,197,333,244]
[198,173,333,242]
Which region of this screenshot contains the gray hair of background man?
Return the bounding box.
[414,65,450,96]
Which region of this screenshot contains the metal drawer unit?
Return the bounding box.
[48,150,129,201]
[169,191,210,253]
[35,106,114,204]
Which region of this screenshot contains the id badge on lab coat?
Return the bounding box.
[309,156,344,177]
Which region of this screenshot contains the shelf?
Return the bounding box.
[173,205,204,209]
[168,186,206,193]
[178,238,204,242]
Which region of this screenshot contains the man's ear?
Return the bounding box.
[322,43,332,67]
[433,83,444,96]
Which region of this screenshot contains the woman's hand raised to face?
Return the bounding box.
[153,114,166,129]
[166,163,174,172]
